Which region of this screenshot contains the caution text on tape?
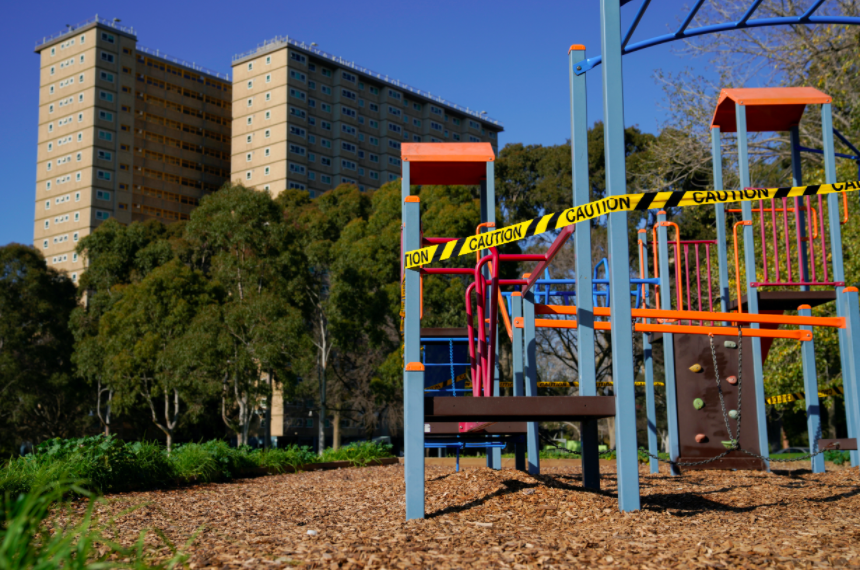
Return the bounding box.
[405,182,860,268]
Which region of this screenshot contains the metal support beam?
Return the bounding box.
[523,287,540,475]
[569,45,600,489]
[512,293,526,471]
[622,0,652,49]
[798,305,824,473]
[823,104,860,466]
[790,127,811,289]
[639,229,659,474]
[402,163,425,520]
[711,127,730,316]
[657,210,680,475]
[736,103,771,469]
[842,288,860,468]
[600,0,640,511]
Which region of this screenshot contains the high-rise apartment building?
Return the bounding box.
[34,19,504,281]
[33,16,232,282]
[230,37,503,197]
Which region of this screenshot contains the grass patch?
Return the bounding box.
[0,436,393,497]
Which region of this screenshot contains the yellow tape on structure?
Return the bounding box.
[766,386,844,406]
[404,182,860,268]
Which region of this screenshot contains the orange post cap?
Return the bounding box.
[512,292,522,297]
[404,196,420,203]
[405,362,425,371]
[569,44,586,53]
[798,304,812,310]
[522,273,532,279]
[844,287,859,293]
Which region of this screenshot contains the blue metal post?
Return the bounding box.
[512,292,526,471]
[402,162,425,519]
[639,229,659,474]
[569,44,600,489]
[711,127,730,316]
[798,305,824,473]
[823,104,860,466]
[657,210,680,475]
[841,288,860,467]
[523,286,540,475]
[600,0,640,511]
[790,127,811,288]
[482,162,501,471]
[735,103,771,469]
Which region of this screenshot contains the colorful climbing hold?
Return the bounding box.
[693,398,704,410]
[724,340,738,349]
[728,409,739,419]
[689,364,703,373]
[695,433,707,443]
[726,375,738,385]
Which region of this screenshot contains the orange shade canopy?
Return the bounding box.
[710,87,832,133]
[401,142,495,185]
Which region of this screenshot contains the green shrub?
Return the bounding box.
[319,441,394,466]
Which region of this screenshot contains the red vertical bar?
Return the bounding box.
[770,199,780,282]
[695,244,703,325]
[705,244,714,326]
[684,244,691,325]
[818,195,829,283]
[783,198,792,283]
[806,196,817,283]
[759,199,768,283]
[794,197,804,283]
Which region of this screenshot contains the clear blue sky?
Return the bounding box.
[0,0,714,247]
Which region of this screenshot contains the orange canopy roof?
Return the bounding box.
[710,87,832,133]
[401,142,495,185]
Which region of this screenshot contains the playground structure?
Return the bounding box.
[401,1,860,519]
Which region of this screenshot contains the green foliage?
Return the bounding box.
[0,436,393,497]
[0,481,191,569]
[0,244,82,448]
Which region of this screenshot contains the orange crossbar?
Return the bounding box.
[532,318,812,341]
[533,304,844,328]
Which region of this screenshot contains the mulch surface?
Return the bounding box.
[88,462,860,568]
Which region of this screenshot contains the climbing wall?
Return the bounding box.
[674,334,766,470]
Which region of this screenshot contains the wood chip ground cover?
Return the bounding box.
[74,462,860,568]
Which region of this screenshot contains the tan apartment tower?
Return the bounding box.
[34,16,232,282]
[231,36,503,198]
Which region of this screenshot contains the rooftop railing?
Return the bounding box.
[35,14,136,49]
[136,45,231,81]
[233,35,503,127]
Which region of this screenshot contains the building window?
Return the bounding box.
[247,63,253,71]
[97,150,112,161]
[76,152,82,161]
[76,172,81,182]
[290,89,306,101]
[266,74,271,83]
[289,163,306,174]
[265,129,271,138]
[342,142,356,153]
[75,192,80,201]
[289,144,306,156]
[389,157,401,166]
[265,111,271,120]
[265,92,271,101]
[246,153,252,162]
[74,212,79,221]
[341,107,357,118]
[389,140,401,149]
[43,240,48,249]
[98,110,114,122]
[342,125,356,135]
[246,135,252,143]
[290,52,307,64]
[265,56,271,65]
[98,130,113,141]
[290,126,306,137]
[47,143,53,152]
[247,80,253,89]
[44,220,49,229]
[290,70,306,82]
[100,51,114,63]
[264,148,270,157]
[321,139,331,149]
[321,157,332,166]
[247,98,253,107]
[264,167,270,176]
[388,123,402,133]
[47,162,52,171]
[96,170,111,181]
[290,107,306,119]
[99,71,114,83]
[247,117,253,125]
[341,159,357,170]
[101,32,115,43]
[370,137,379,146]
[321,175,332,184]
[246,171,252,180]
[95,210,111,220]
[73,232,79,242]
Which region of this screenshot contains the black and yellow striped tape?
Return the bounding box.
[766,386,844,406]
[404,182,860,269]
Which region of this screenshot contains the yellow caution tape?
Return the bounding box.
[766,386,844,406]
[404,182,860,268]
